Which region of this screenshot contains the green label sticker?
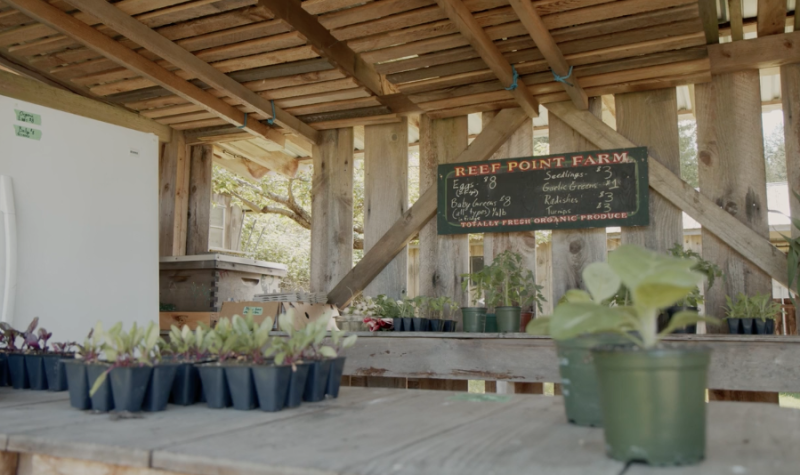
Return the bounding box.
[243,306,263,316]
[15,109,41,125]
[14,125,42,140]
[449,393,512,403]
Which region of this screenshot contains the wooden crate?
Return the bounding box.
[159,312,219,331]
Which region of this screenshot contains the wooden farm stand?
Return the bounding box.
[1,0,800,472]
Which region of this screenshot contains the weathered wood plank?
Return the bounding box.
[549,98,607,304]
[543,101,789,294]
[784,64,800,245]
[756,0,787,37]
[363,118,409,299]
[418,115,470,322]
[159,131,189,257]
[337,334,800,393]
[186,145,213,255]
[697,0,720,44]
[328,108,529,308]
[311,128,355,293]
[709,30,800,74]
[0,70,171,142]
[616,88,682,252]
[0,451,17,475]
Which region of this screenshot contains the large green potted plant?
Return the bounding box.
[532,245,717,465]
[485,251,544,333]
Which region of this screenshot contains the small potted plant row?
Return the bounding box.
[461,250,545,333]
[347,295,459,332]
[0,318,75,391]
[724,293,780,335]
[195,311,356,412]
[528,245,718,466]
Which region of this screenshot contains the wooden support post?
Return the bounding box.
[364,119,408,389]
[419,115,470,321]
[0,451,18,475]
[782,61,800,334]
[311,128,355,293]
[549,98,607,304]
[616,89,682,252]
[481,110,540,395]
[696,72,776,403]
[186,144,213,256]
[364,118,409,299]
[159,130,189,257]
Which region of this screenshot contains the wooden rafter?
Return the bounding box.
[728,0,744,41]
[697,0,720,44]
[257,0,388,97]
[544,101,789,289]
[327,107,529,308]
[0,69,172,142]
[4,0,291,147]
[508,0,588,110]
[756,0,787,37]
[709,30,800,74]
[433,0,539,118]
[60,0,321,146]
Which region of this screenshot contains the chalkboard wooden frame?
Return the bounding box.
[436,147,649,235]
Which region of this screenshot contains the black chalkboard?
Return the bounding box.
[437,147,649,235]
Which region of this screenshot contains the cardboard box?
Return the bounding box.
[159,312,219,331]
[280,302,340,331]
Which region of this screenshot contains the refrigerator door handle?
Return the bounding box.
[0,175,17,324]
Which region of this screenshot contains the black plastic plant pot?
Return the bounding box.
[24,355,48,390]
[428,320,443,332]
[411,317,428,332]
[754,319,776,335]
[593,346,711,466]
[285,363,311,408]
[556,334,628,428]
[401,317,412,332]
[63,360,91,410]
[252,364,292,412]
[443,320,454,333]
[109,366,153,413]
[741,318,754,334]
[86,364,114,412]
[7,353,29,389]
[198,364,231,409]
[225,366,258,411]
[392,317,402,331]
[171,362,201,405]
[0,354,7,387]
[42,354,71,391]
[326,357,346,398]
[766,319,775,335]
[727,318,740,334]
[143,364,179,412]
[461,308,487,332]
[495,307,521,333]
[303,359,332,402]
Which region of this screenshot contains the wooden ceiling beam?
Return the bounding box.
[709,30,800,74]
[697,0,720,44]
[508,0,587,110]
[727,0,744,41]
[4,0,289,147]
[257,0,388,97]
[0,68,172,142]
[433,0,539,118]
[59,0,320,146]
[757,0,787,37]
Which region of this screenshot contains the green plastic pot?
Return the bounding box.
[556,334,628,427]
[461,308,487,332]
[484,314,497,333]
[495,307,521,333]
[592,346,711,466]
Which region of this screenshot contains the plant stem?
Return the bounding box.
[641,308,658,349]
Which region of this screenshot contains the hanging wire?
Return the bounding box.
[552,66,574,87]
[504,66,519,91]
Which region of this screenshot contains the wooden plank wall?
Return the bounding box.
[696,72,776,403]
[360,118,409,389]
[616,89,682,251]
[784,63,800,243]
[418,115,470,325]
[186,144,213,255]
[158,130,189,257]
[548,98,607,304]
[310,128,355,294]
[480,111,541,395]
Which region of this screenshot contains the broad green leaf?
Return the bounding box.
[525,317,550,335]
[583,262,621,303]
[560,289,592,304]
[658,311,720,338]
[549,303,634,341]
[89,368,110,397]
[319,346,337,358]
[341,334,357,348]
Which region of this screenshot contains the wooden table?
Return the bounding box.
[0,387,798,475]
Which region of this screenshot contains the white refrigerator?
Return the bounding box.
[0,95,159,343]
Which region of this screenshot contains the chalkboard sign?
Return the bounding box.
[437,147,649,235]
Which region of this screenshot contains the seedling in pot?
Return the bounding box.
[168,324,213,363]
